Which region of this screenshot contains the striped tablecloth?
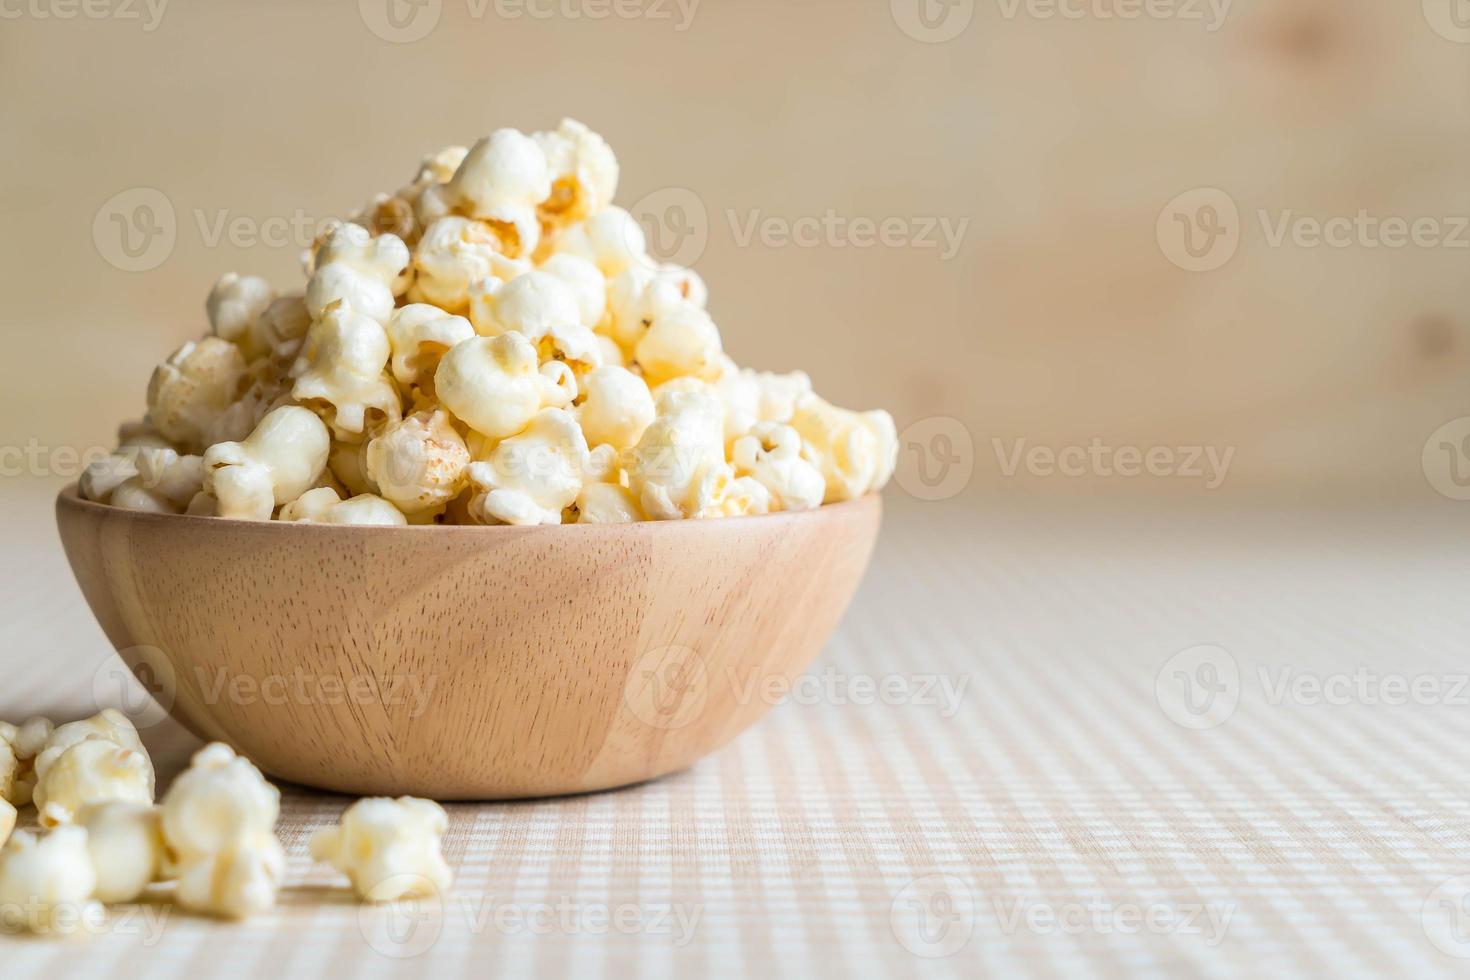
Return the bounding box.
[3,487,1469,978]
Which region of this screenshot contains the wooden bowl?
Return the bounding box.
[54,487,881,800]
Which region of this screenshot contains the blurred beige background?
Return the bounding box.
[1,0,1468,508]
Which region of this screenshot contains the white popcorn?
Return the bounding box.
[385,304,476,393]
[146,337,249,452]
[553,206,649,279]
[310,797,452,902]
[304,223,412,324]
[436,333,572,440]
[789,396,896,503]
[0,800,13,846]
[468,270,583,343]
[467,408,607,525]
[207,273,276,356]
[715,475,772,518]
[574,482,643,524]
[258,294,313,364]
[161,743,285,919]
[202,405,331,521]
[108,447,206,515]
[0,828,101,934]
[715,361,812,441]
[538,252,607,328]
[365,410,470,519]
[76,801,166,904]
[576,366,654,451]
[411,216,529,314]
[624,386,731,520]
[636,303,723,386]
[292,302,401,441]
[33,739,154,829]
[732,422,826,512]
[1,718,53,807]
[605,262,704,350]
[279,487,408,526]
[534,118,619,227]
[445,128,550,257]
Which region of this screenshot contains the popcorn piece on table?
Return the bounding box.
[303,223,411,325]
[365,410,471,520]
[310,797,452,903]
[146,337,249,453]
[201,405,331,522]
[436,333,573,440]
[292,301,401,441]
[0,827,102,935]
[410,216,529,314]
[731,422,826,513]
[76,801,167,904]
[33,709,156,827]
[160,743,285,919]
[278,487,408,526]
[466,408,609,526]
[623,385,733,521]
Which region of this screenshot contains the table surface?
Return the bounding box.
[3,488,1469,979]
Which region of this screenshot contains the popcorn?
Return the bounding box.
[279,487,408,526]
[436,333,572,440]
[466,408,608,526]
[87,120,894,527]
[789,396,897,504]
[202,406,331,521]
[365,410,471,519]
[444,128,550,257]
[0,800,13,846]
[76,801,166,904]
[160,743,285,920]
[385,305,476,394]
[0,827,101,934]
[304,223,412,324]
[732,423,826,512]
[534,118,619,229]
[553,206,649,279]
[538,252,607,328]
[576,365,655,451]
[146,338,249,452]
[624,386,732,520]
[411,216,529,314]
[207,273,275,357]
[574,482,644,524]
[309,797,452,902]
[32,710,156,827]
[635,303,723,386]
[468,270,583,343]
[292,302,401,440]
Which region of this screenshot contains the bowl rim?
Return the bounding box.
[56,483,881,533]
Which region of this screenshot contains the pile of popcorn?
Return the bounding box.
[0,710,452,933]
[81,120,897,525]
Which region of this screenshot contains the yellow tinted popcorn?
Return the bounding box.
[732,422,826,512]
[553,206,649,279]
[789,396,897,504]
[411,216,528,314]
[292,302,401,441]
[0,827,101,935]
[436,332,572,440]
[75,801,167,904]
[636,303,723,386]
[444,128,550,258]
[146,338,249,452]
[0,800,13,847]
[202,406,331,521]
[278,487,408,526]
[574,481,644,524]
[385,304,476,393]
[534,118,619,229]
[310,797,452,903]
[365,410,470,520]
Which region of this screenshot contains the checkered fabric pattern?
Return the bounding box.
[3,493,1470,978]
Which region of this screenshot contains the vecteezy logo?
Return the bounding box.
[1423,0,1470,43]
[628,187,709,268]
[358,875,445,958]
[1422,418,1470,501]
[90,646,176,731]
[890,874,975,958]
[1423,875,1470,958]
[896,417,974,501]
[890,0,974,43]
[1156,188,1240,272]
[622,644,709,731]
[1155,644,1240,730]
[359,0,442,43]
[93,187,176,272]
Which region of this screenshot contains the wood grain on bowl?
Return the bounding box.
[54,488,881,800]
